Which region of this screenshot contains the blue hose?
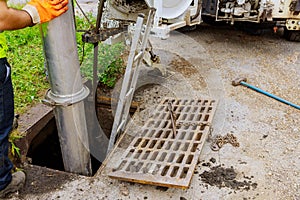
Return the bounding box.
[240,81,300,110]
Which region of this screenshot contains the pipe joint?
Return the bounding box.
[43,86,90,107]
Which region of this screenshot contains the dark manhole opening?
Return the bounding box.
[26,109,112,176]
[27,118,64,171]
[25,80,138,176]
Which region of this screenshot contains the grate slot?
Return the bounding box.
[150,151,159,160]
[173,142,182,151]
[165,141,172,150]
[180,167,189,179]
[149,140,157,149]
[167,153,176,163]
[161,165,170,176]
[125,161,136,172]
[178,131,186,140]
[186,132,194,140]
[146,129,155,137]
[170,166,180,177]
[155,130,163,138]
[186,155,194,164]
[134,150,143,159]
[152,164,161,175]
[157,140,165,149]
[126,149,134,158]
[133,138,142,147]
[176,154,184,163]
[181,142,190,151]
[191,143,199,152]
[142,150,151,160]
[195,132,202,141]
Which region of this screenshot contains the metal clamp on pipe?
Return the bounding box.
[43,86,90,107]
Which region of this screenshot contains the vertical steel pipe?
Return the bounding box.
[40,1,92,175]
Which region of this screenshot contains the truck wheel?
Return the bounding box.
[284,29,300,41]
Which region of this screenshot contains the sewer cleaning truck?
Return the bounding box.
[106,0,300,41]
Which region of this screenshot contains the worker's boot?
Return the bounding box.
[0,171,26,198]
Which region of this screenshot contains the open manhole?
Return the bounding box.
[26,117,64,171]
[25,108,110,175]
[21,86,167,175]
[22,93,138,176]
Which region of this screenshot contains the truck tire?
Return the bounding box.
[284,29,300,42]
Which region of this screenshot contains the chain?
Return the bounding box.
[210,133,240,151]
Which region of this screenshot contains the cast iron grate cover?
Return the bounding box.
[108,98,218,188]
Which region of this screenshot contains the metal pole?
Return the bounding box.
[40,1,92,175]
[92,0,105,98]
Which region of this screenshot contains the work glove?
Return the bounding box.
[22,0,68,24]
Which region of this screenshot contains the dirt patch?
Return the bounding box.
[134,84,174,107]
[170,58,197,76]
[199,160,257,191]
[17,165,77,197]
[169,57,207,91]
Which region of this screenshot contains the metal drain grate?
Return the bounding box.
[108,98,217,188]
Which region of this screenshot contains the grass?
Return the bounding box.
[5,26,48,114]
[5,15,125,114]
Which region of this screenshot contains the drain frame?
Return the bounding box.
[108,98,218,188]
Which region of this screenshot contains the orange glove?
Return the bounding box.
[22,0,68,24]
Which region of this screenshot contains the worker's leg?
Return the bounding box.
[0,58,14,190]
[0,58,25,198]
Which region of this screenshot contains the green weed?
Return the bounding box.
[80,42,125,88]
[76,16,125,88]
[9,130,23,158]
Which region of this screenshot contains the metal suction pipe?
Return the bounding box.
[40,1,92,175]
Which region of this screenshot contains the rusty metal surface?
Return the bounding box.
[108,98,217,188]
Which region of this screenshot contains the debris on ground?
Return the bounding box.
[210,133,240,151]
[119,183,129,196]
[199,164,257,191]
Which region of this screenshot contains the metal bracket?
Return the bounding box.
[82,26,128,44]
